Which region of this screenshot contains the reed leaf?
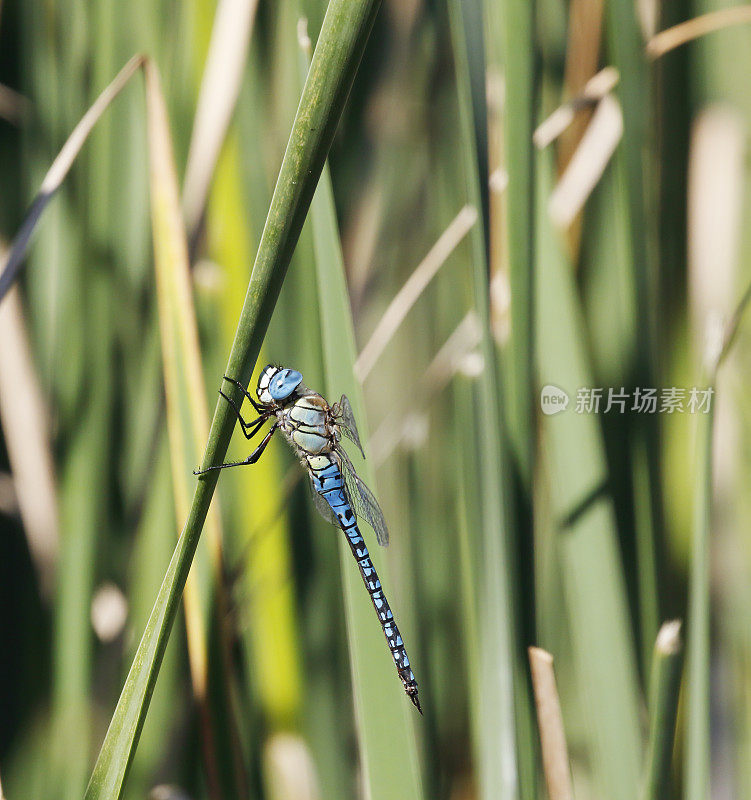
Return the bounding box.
[684,394,713,800]
[309,116,424,800]
[145,59,245,798]
[536,152,642,800]
[497,0,536,488]
[448,2,526,798]
[607,0,662,680]
[208,132,303,726]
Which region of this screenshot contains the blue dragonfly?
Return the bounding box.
[194,365,422,713]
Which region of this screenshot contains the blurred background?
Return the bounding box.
[0,0,750,798]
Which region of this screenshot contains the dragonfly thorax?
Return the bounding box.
[278,393,337,458]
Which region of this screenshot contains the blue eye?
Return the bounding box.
[269,368,303,400]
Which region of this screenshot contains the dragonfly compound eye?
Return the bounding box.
[268,368,303,401]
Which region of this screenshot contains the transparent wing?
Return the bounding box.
[338,449,390,547]
[335,395,365,459]
[308,478,339,527]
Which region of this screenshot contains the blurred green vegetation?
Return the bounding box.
[1,0,751,798]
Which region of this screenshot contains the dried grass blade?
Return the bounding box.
[182,0,260,239]
[548,95,623,228]
[0,282,59,597]
[534,68,619,150]
[647,6,751,59]
[528,648,573,800]
[0,54,145,302]
[354,204,477,381]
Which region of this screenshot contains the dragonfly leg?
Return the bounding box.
[219,390,269,439]
[246,422,278,462]
[193,423,278,475]
[223,375,264,412]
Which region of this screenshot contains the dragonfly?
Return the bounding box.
[194,365,422,713]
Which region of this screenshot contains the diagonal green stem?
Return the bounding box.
[85,1,382,796]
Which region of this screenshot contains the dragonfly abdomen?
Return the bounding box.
[309,455,421,713]
[343,516,421,711]
[357,552,418,689]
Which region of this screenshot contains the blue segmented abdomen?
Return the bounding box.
[308,454,420,710]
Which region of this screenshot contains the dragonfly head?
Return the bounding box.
[257,365,303,404]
